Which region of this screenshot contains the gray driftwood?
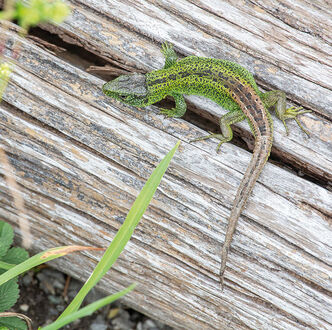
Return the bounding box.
[1,0,331,329]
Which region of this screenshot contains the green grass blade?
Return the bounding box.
[40,284,136,330]
[0,246,102,286]
[58,141,180,319]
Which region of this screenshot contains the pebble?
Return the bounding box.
[19,303,29,312]
[89,314,108,330]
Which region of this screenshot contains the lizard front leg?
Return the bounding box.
[159,92,187,118]
[158,43,186,117]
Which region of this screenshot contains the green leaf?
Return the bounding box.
[2,248,29,265]
[41,284,136,330]
[0,316,27,330]
[14,0,70,30]
[0,246,102,286]
[44,1,70,23]
[0,279,19,312]
[0,222,13,258]
[58,141,180,318]
[0,9,15,22]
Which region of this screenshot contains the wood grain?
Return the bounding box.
[0,0,331,329]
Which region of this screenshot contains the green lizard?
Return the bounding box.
[102,42,310,289]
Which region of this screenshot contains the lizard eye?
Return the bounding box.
[119,95,127,100]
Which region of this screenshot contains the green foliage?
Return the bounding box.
[0,222,14,258]
[0,63,12,100]
[0,0,70,30]
[0,0,70,100]
[0,316,26,330]
[0,221,29,330]
[0,279,19,312]
[0,142,180,329]
[2,247,29,265]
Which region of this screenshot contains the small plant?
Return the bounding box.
[0,141,180,329]
[0,0,70,31]
[0,0,70,99]
[0,221,29,330]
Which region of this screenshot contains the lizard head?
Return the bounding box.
[103,73,151,107]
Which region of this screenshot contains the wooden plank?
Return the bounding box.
[0,0,331,328]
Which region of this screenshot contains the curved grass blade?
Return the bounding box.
[58,141,180,319]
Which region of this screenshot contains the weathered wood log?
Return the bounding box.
[1,0,331,329]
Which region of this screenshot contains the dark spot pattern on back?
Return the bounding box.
[146,56,272,138]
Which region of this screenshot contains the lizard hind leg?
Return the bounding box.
[191,111,246,152]
[260,90,311,136]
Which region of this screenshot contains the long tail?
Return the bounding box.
[220,135,272,289]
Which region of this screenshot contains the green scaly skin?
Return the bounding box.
[103,42,311,290]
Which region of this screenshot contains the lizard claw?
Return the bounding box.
[282,106,312,137]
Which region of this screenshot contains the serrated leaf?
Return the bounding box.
[2,248,29,265]
[0,222,13,258]
[0,279,19,312]
[0,316,27,330]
